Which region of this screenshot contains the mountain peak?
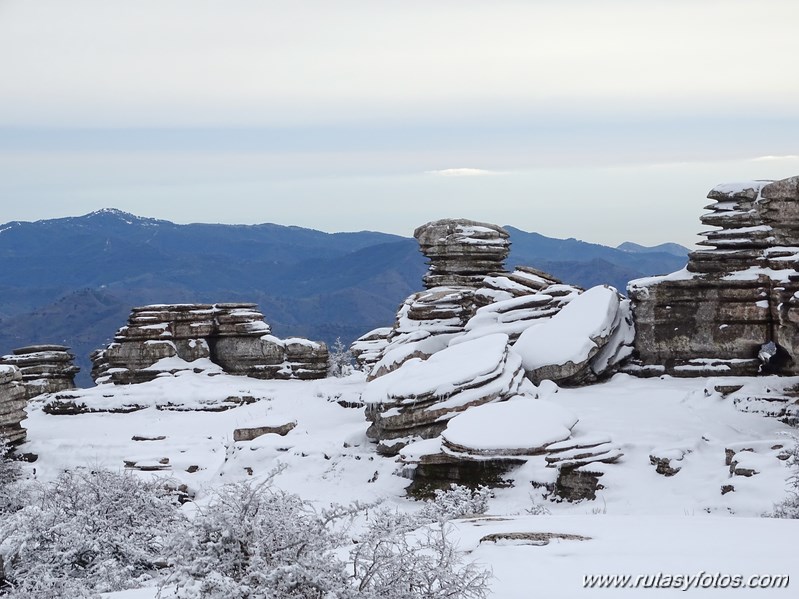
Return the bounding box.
[82,208,166,226]
[85,208,140,221]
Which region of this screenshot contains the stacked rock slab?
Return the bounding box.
[350,327,392,371]
[628,175,799,377]
[362,333,527,455]
[91,303,328,384]
[0,345,79,399]
[0,365,27,445]
[415,219,510,288]
[400,399,623,500]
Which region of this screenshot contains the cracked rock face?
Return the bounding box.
[628,175,799,377]
[91,303,327,384]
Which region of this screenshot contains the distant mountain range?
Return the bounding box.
[0,209,688,385]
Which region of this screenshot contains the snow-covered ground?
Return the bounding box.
[18,370,799,598]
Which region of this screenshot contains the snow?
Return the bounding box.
[710,180,771,197]
[723,266,798,283]
[512,286,619,371]
[361,333,510,404]
[14,365,799,599]
[142,356,221,373]
[628,266,696,291]
[442,398,578,452]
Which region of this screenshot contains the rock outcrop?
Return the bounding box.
[628,176,799,376]
[91,303,328,384]
[360,218,635,459]
[0,345,79,399]
[0,365,27,445]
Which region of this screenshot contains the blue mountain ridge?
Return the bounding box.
[0,210,687,385]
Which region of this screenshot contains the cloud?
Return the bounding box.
[426,168,506,177]
[750,155,799,162]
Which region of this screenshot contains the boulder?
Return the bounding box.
[350,327,392,371]
[512,286,634,385]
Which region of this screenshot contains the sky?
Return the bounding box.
[1,0,798,247]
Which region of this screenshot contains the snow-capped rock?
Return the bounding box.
[512,286,634,385]
[91,303,328,384]
[0,344,79,398]
[629,174,799,377]
[363,333,526,454]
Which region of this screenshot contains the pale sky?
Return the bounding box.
[1,0,798,246]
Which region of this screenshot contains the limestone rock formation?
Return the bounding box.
[414,219,510,288]
[361,218,635,459]
[357,219,517,379]
[357,219,589,381]
[0,345,79,399]
[91,303,328,384]
[0,365,27,445]
[628,175,799,376]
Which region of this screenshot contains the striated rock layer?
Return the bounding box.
[414,219,510,289]
[0,365,27,445]
[91,303,328,384]
[628,175,799,377]
[0,344,79,399]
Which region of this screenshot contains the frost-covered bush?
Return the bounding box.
[352,508,491,599]
[0,437,28,516]
[163,476,491,599]
[0,469,185,597]
[419,484,491,521]
[161,478,353,599]
[768,435,799,519]
[327,337,354,378]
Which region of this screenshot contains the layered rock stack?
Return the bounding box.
[356,219,515,379]
[0,365,27,445]
[415,219,510,288]
[628,175,799,377]
[0,345,79,399]
[360,218,635,460]
[91,303,328,384]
